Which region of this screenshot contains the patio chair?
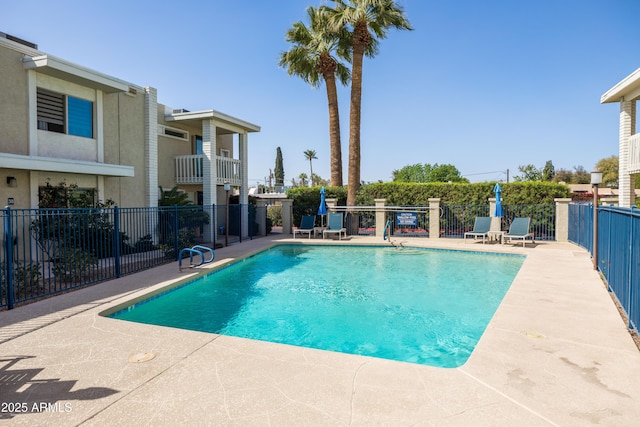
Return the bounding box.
[464,217,491,244]
[323,213,347,240]
[293,215,316,239]
[503,217,535,247]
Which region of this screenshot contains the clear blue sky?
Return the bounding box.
[3,0,639,185]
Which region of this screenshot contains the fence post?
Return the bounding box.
[554,198,572,242]
[628,207,636,328]
[280,199,293,235]
[4,207,15,309]
[375,199,386,239]
[428,198,441,239]
[173,205,179,260]
[114,206,121,278]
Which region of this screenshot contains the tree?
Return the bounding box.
[297,173,309,187]
[274,147,285,187]
[392,163,468,183]
[303,149,318,186]
[325,0,412,206]
[552,168,573,184]
[572,165,591,184]
[279,6,350,186]
[541,160,555,182]
[596,155,619,188]
[513,164,542,182]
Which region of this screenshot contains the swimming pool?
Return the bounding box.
[108,245,524,368]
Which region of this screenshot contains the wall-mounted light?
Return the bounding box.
[6,176,17,188]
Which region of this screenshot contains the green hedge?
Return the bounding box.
[357,182,570,205]
[287,182,570,207]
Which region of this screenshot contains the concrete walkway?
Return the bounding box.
[1,235,639,426]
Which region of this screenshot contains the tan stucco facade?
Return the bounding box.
[0,32,260,237]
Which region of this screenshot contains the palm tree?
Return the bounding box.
[279,6,351,187]
[325,0,412,206]
[304,149,318,186]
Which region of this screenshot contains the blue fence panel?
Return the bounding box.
[568,203,640,334]
[598,206,640,331]
[568,203,593,252]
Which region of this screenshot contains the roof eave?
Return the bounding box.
[601,67,640,104]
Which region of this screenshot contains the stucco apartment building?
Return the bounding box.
[0,32,260,238]
[602,68,640,208]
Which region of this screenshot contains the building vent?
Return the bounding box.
[0,32,37,49]
[128,87,138,95]
[172,109,190,114]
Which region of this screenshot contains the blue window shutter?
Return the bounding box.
[67,96,93,138]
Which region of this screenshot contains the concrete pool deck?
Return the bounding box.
[1,236,639,426]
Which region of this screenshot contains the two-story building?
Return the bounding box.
[0,31,260,240]
[601,68,640,208]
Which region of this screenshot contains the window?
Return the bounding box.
[220,149,230,158]
[67,96,93,138]
[159,125,189,141]
[37,89,94,138]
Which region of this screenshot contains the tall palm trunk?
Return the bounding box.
[347,22,368,207]
[324,72,343,186]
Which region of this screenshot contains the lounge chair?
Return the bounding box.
[503,217,535,247]
[464,217,491,244]
[323,213,347,240]
[293,215,316,239]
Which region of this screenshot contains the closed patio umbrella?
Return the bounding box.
[318,186,327,227]
[494,183,503,217]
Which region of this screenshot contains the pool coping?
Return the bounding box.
[1,235,640,426]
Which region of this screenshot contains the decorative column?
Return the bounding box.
[375,198,386,239]
[325,198,337,211]
[202,119,217,242]
[255,199,267,236]
[428,198,440,239]
[280,199,293,235]
[619,100,636,208]
[144,87,158,208]
[239,133,249,238]
[554,198,572,242]
[488,197,501,231]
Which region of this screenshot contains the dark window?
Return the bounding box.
[37,89,65,133]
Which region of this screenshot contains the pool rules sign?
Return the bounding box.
[396,212,417,226]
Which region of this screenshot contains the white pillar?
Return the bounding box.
[202,120,217,242]
[428,198,440,239]
[239,133,249,238]
[144,87,158,208]
[554,198,572,242]
[375,198,386,239]
[619,99,636,208]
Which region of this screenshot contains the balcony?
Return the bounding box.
[175,155,241,186]
[630,134,640,174]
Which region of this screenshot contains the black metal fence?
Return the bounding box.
[1,204,262,309]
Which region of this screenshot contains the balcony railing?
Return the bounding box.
[174,155,241,186]
[629,133,640,174]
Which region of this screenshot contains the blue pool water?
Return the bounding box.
[109,245,524,368]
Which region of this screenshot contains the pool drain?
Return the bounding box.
[129,352,156,363]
